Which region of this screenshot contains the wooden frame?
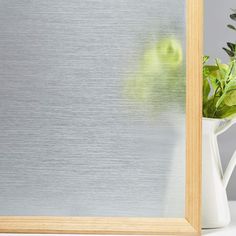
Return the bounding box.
[0,0,202,235]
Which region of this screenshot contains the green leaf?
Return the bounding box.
[208,76,220,92]
[215,59,230,83]
[216,79,236,108]
[224,60,236,82]
[224,90,236,106]
[203,65,218,79]
[203,97,218,118]
[227,24,236,30]
[230,13,236,20]
[203,55,209,64]
[227,42,236,52]
[226,79,236,91]
[216,95,224,108]
[223,47,235,57]
[216,105,236,118]
[203,78,211,104]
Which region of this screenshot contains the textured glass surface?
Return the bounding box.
[0,0,186,217]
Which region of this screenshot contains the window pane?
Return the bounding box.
[0,0,186,217]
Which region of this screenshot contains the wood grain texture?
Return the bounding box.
[0,217,197,235]
[0,0,202,235]
[185,0,203,234]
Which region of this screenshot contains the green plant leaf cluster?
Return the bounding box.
[203,56,236,118]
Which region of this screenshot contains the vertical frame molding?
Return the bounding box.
[186,0,203,233]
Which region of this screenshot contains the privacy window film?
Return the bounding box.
[0,0,186,217]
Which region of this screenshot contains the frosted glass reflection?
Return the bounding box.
[0,0,186,217]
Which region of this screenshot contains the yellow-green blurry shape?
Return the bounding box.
[124,37,183,104]
[156,38,183,68]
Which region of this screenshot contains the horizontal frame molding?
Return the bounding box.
[0,217,197,235]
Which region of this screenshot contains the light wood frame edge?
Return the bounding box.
[185,0,203,234]
[0,0,202,235]
[0,218,197,235]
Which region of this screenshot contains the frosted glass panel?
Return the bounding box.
[0,0,186,217]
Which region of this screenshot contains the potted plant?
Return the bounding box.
[202,9,236,229]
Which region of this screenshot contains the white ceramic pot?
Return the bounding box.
[202,118,236,229]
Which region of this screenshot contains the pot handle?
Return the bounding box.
[223,150,236,188]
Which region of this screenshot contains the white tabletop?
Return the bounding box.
[1,202,236,236]
[203,201,236,236]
